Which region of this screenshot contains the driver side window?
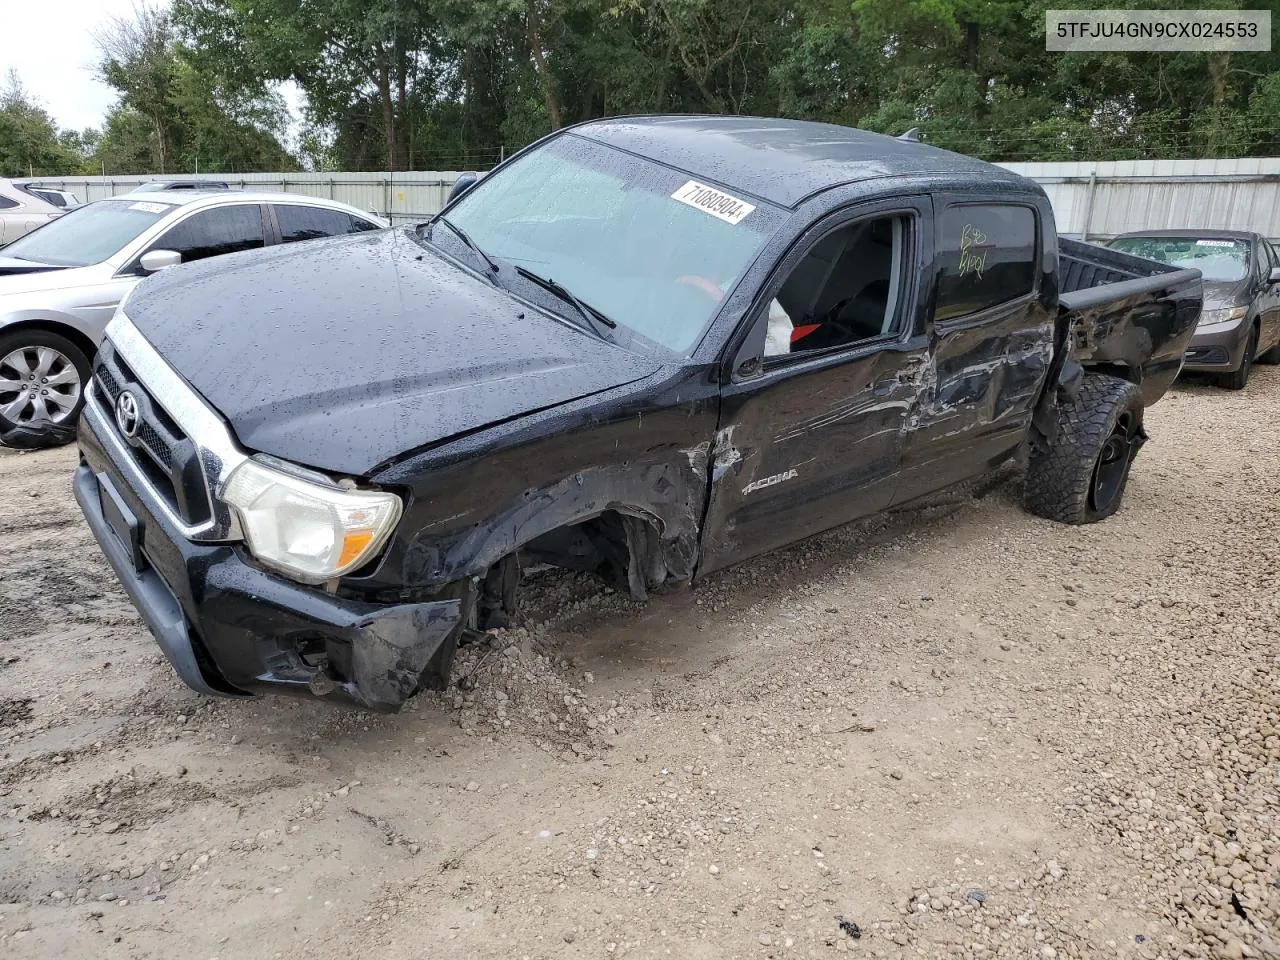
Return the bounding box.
[763,215,908,360]
[150,204,265,266]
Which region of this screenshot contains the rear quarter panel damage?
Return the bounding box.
[1060,274,1202,406]
[1054,239,1202,406]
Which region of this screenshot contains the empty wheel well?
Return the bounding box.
[521,510,655,588]
[468,511,658,632]
[0,320,98,364]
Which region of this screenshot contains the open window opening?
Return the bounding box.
[764,214,908,359]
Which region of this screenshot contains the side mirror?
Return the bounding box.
[447,172,480,204]
[735,356,763,380]
[1269,266,1280,284]
[139,249,182,273]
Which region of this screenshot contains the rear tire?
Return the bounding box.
[0,329,91,450]
[1023,373,1144,525]
[1219,327,1257,389]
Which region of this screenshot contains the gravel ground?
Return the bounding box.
[1,369,1278,960]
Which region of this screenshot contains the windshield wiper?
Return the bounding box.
[513,266,617,340]
[421,216,501,285]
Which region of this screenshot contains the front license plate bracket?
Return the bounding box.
[98,473,144,573]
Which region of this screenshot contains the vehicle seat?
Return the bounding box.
[839,278,892,338]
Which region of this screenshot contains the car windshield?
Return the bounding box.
[1109,236,1250,282]
[2,198,175,267]
[441,134,783,356]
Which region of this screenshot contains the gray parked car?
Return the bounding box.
[0,191,388,448]
[1108,230,1280,389]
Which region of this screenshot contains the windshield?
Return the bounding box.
[1109,236,1250,283]
[440,135,782,356]
[3,198,175,267]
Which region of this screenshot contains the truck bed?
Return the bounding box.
[1059,237,1174,291]
[1056,238,1203,406]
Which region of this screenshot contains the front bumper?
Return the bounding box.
[1182,317,1252,372]
[75,394,465,712]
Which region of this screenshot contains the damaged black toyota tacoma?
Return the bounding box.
[73,117,1203,712]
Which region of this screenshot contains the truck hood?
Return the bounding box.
[124,229,662,475]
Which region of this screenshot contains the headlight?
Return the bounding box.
[1200,306,1247,325]
[222,458,403,583]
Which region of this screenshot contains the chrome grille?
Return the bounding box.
[93,343,210,526]
[88,315,247,543]
[96,363,120,400]
[137,421,173,468]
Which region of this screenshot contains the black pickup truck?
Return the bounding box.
[73,117,1202,712]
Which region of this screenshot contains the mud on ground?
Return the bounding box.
[1,370,1278,960]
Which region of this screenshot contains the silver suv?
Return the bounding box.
[0,178,63,244]
[0,191,388,448]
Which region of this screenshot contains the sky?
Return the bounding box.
[0,0,151,132]
[0,0,303,136]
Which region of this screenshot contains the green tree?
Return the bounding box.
[175,0,439,170]
[0,71,87,177]
[162,0,1280,168]
[95,5,181,171]
[91,107,161,174]
[92,5,299,174]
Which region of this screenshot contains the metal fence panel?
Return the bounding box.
[29,172,469,224]
[1000,159,1280,243]
[31,160,1280,241]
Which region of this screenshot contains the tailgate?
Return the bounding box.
[1057,238,1203,406]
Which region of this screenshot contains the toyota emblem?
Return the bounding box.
[115,390,140,438]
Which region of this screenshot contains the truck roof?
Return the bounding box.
[574,115,1030,208]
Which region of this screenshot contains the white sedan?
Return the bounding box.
[0,190,388,448]
[0,179,63,244]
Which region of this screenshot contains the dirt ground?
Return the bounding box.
[1,369,1278,960]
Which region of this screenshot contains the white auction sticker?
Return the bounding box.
[128,201,172,214]
[671,180,756,225]
[1195,239,1236,247]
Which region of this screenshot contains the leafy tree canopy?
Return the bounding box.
[7,0,1279,175]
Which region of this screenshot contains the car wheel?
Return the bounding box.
[1023,373,1144,525]
[1219,327,1257,390]
[0,329,91,449]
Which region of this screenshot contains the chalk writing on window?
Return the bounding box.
[958,224,989,279]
